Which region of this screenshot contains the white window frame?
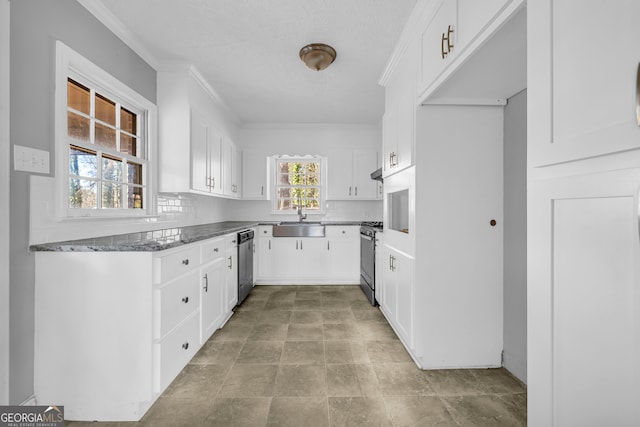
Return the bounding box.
[54,41,157,218]
[271,155,326,215]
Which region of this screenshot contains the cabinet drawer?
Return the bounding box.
[158,312,199,391]
[155,271,200,339]
[258,225,273,237]
[155,245,200,284]
[201,237,225,264]
[325,225,359,238]
[225,233,238,249]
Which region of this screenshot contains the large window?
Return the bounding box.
[274,156,325,213]
[56,41,156,217]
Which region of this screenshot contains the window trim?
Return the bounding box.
[271,155,327,215]
[54,41,157,218]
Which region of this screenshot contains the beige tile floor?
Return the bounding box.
[68,285,526,427]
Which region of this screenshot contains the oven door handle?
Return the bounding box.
[360,234,373,241]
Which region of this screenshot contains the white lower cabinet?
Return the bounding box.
[380,243,414,349]
[256,225,359,284]
[34,232,239,422]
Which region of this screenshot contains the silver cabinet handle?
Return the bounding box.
[349,186,352,196]
[300,240,303,250]
[355,187,358,196]
[327,241,330,250]
[296,240,299,250]
[228,256,232,269]
[261,186,264,196]
[203,273,209,292]
[269,240,271,250]
[211,177,215,189]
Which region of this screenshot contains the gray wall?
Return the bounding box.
[10,0,155,404]
[503,89,527,383]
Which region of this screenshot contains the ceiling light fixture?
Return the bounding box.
[299,43,337,71]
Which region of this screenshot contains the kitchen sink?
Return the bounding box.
[273,222,325,237]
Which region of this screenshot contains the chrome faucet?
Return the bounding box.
[297,204,307,222]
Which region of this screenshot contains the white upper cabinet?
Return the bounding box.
[417,0,522,100]
[157,69,239,198]
[327,148,380,200]
[529,0,640,166]
[191,109,223,195]
[242,149,269,200]
[419,0,458,96]
[383,54,415,178]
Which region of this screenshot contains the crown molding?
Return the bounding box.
[378,0,441,87]
[77,0,160,69]
[188,66,242,126]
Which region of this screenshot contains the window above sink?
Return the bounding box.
[272,155,326,215]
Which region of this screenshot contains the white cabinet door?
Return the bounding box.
[190,110,209,193]
[328,149,380,200]
[326,227,360,282]
[327,149,353,199]
[380,245,397,319]
[353,149,379,199]
[393,249,414,349]
[529,0,640,166]
[257,238,274,280]
[382,105,397,177]
[200,257,225,343]
[224,247,237,313]
[395,90,414,173]
[529,169,640,426]
[232,146,241,197]
[208,129,223,195]
[242,149,269,199]
[270,238,299,279]
[419,0,457,95]
[297,238,327,280]
[374,233,384,305]
[222,138,234,197]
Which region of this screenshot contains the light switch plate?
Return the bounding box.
[14,145,50,174]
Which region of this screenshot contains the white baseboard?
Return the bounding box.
[20,395,37,406]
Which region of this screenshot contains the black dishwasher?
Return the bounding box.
[237,229,255,305]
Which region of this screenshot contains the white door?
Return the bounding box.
[393,249,414,349]
[242,150,268,199]
[257,238,274,280]
[270,238,298,279]
[222,138,234,196]
[208,128,223,195]
[225,247,238,313]
[297,238,327,280]
[326,237,359,282]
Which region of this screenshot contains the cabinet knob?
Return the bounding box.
[182,259,189,265]
[213,247,219,253]
[182,296,189,303]
[490,219,497,227]
[182,342,189,350]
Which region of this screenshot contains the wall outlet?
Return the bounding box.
[14,145,50,174]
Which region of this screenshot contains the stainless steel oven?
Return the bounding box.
[360,222,382,305]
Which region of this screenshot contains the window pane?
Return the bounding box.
[120,133,137,156]
[102,156,122,182]
[120,107,137,135]
[67,79,90,114]
[95,123,116,149]
[128,186,143,209]
[67,112,90,141]
[69,178,97,209]
[95,93,116,125]
[69,145,97,178]
[102,182,123,208]
[127,162,142,185]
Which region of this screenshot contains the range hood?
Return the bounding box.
[370,167,383,182]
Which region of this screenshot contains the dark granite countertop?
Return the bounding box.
[30,220,368,252]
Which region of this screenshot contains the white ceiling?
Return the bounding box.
[90,0,418,125]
